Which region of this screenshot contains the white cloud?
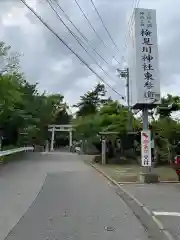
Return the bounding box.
[2,7,28,26]
[52,58,73,74]
[0,0,180,107]
[75,74,98,89]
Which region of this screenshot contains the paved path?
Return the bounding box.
[1,152,150,240]
[123,183,180,240]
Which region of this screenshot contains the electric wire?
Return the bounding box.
[46,0,125,99]
[73,0,121,65]
[20,0,125,100]
[51,0,109,65]
[89,0,121,53]
[120,0,141,66]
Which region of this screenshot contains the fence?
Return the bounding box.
[0,147,34,164]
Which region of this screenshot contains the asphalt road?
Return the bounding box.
[1,152,150,240]
[123,183,180,240]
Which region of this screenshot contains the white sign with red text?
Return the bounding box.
[141,130,151,166]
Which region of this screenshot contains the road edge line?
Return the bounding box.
[4,174,48,240]
[86,161,176,240]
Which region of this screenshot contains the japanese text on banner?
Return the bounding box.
[139,11,155,100]
[141,130,151,167]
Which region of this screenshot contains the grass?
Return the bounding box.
[0,155,14,164]
[2,145,17,151]
[93,163,178,182]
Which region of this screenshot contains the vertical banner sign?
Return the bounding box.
[141,130,151,166]
[129,8,160,107]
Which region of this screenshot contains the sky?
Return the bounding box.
[0,0,180,111]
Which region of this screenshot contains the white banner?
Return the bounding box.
[141,130,151,166]
[129,8,160,107]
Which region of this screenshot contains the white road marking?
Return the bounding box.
[153,211,180,217]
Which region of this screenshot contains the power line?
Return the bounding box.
[51,0,109,65]
[73,0,121,65]
[123,0,141,53]
[46,0,121,88]
[119,0,141,67]
[46,0,123,94]
[102,0,137,68]
[20,0,125,101]
[89,0,121,53]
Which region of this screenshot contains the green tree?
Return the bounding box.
[73,100,138,141]
[0,41,71,147]
[157,94,180,118]
[18,93,71,145]
[74,83,110,116]
[0,41,20,74]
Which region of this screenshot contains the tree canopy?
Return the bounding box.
[0,41,71,147]
[73,82,180,164]
[73,84,140,142]
[2,39,180,164]
[73,83,111,117]
[157,94,180,118]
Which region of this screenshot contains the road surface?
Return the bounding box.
[0,152,150,240]
[124,183,180,240]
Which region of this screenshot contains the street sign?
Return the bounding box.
[141,130,151,166]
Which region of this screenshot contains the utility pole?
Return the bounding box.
[117,68,132,132]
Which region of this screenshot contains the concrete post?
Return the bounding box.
[45,140,49,152]
[102,139,106,164]
[69,131,72,147]
[140,108,159,183]
[50,127,55,151]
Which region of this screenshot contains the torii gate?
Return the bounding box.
[48,125,74,151]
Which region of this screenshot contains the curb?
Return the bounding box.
[159,181,179,183]
[118,181,179,184]
[87,161,176,240]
